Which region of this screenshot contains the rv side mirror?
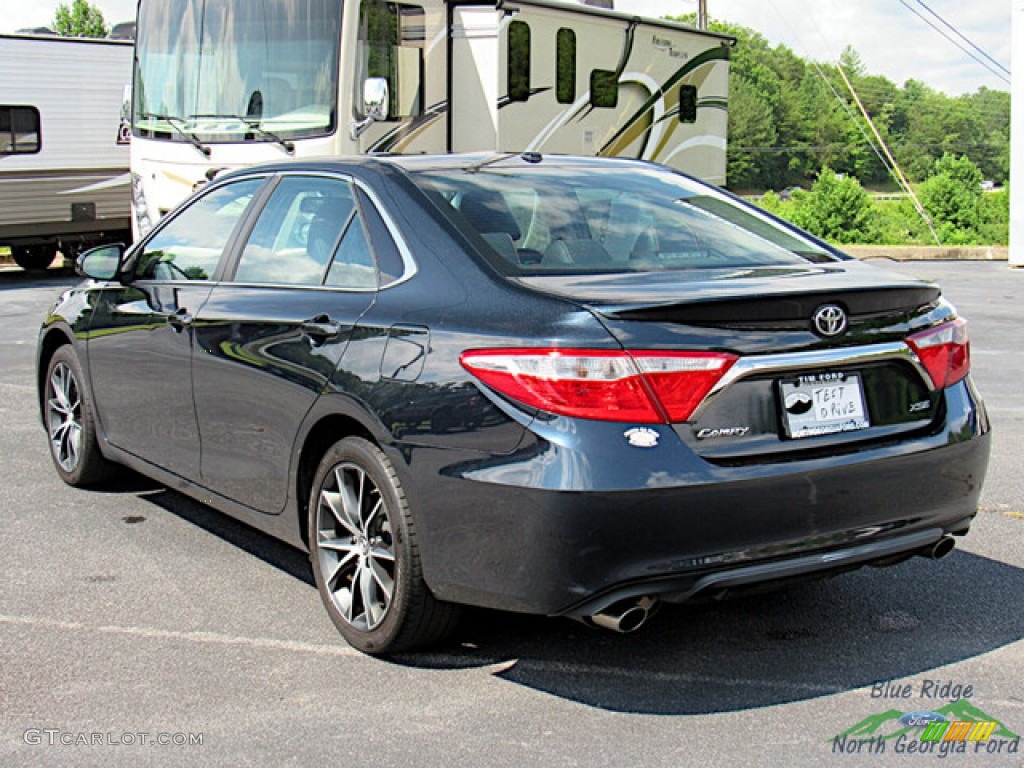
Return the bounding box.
[77,243,125,281]
[351,77,390,139]
[363,77,390,122]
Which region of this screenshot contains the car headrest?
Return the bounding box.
[458,189,521,241]
[543,238,613,266]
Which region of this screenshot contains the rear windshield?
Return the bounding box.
[409,161,836,274]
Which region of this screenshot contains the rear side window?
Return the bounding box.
[135,178,264,281]
[0,106,40,154]
[231,174,408,290]
[235,176,357,285]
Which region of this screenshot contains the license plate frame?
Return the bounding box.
[778,372,870,440]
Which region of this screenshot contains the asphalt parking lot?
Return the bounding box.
[1,260,1022,767]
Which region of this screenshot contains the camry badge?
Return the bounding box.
[624,427,660,448]
[812,304,848,337]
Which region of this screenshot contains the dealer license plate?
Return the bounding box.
[779,372,870,439]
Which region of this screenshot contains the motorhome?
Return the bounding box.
[131,0,732,236]
[0,34,132,270]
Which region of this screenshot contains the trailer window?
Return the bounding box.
[358,0,425,120]
[590,70,617,109]
[508,21,531,102]
[0,106,40,155]
[679,85,698,123]
[556,29,576,104]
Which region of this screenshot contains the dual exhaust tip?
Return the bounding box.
[584,536,957,634]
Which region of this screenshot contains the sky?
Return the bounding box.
[0,0,1012,96]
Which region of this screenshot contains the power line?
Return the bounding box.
[913,0,1010,77]
[895,0,1010,85]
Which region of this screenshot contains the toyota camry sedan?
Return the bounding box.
[38,154,990,654]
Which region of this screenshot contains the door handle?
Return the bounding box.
[167,307,193,332]
[301,315,343,344]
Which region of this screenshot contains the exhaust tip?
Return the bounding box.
[587,597,657,633]
[922,535,956,560]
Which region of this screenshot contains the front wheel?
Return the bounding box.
[309,437,460,654]
[44,346,118,486]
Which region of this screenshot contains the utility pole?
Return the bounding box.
[1011,1,1023,266]
[698,0,708,30]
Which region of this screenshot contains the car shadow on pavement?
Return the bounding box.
[137,487,315,587]
[393,550,1024,715]
[132,486,1023,716]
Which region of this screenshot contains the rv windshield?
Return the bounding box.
[134,0,342,143]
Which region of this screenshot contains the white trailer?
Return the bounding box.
[0,34,133,270]
[130,0,732,237]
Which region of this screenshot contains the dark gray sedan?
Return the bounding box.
[37,154,990,653]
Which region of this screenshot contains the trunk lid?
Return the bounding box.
[514,261,947,462]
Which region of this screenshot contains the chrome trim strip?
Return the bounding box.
[691,342,933,420]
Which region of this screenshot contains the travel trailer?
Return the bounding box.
[0,34,132,270]
[130,0,732,236]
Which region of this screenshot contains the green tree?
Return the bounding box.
[790,167,871,243]
[726,76,777,189]
[53,0,108,38]
[918,153,984,242]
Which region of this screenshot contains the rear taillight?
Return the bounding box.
[459,348,737,423]
[906,317,970,389]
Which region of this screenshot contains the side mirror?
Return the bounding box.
[77,243,125,281]
[363,77,390,122]
[350,77,390,139]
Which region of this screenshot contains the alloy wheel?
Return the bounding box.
[315,461,396,631]
[46,361,83,473]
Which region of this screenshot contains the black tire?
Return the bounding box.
[43,346,118,487]
[309,436,460,654]
[12,245,56,272]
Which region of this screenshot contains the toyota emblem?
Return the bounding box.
[812,304,848,337]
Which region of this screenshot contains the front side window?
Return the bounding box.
[136,178,264,280]
[0,106,40,155]
[357,0,425,120]
[412,161,833,274]
[134,0,342,142]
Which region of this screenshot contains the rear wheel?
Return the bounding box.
[12,244,56,272]
[309,437,460,654]
[44,346,117,486]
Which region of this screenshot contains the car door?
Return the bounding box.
[191,173,397,514]
[86,177,266,478]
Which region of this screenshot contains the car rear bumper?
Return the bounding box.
[403,378,990,616]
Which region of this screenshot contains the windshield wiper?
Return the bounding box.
[190,114,295,154]
[137,112,211,157]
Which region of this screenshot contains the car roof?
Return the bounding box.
[215,152,654,182]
